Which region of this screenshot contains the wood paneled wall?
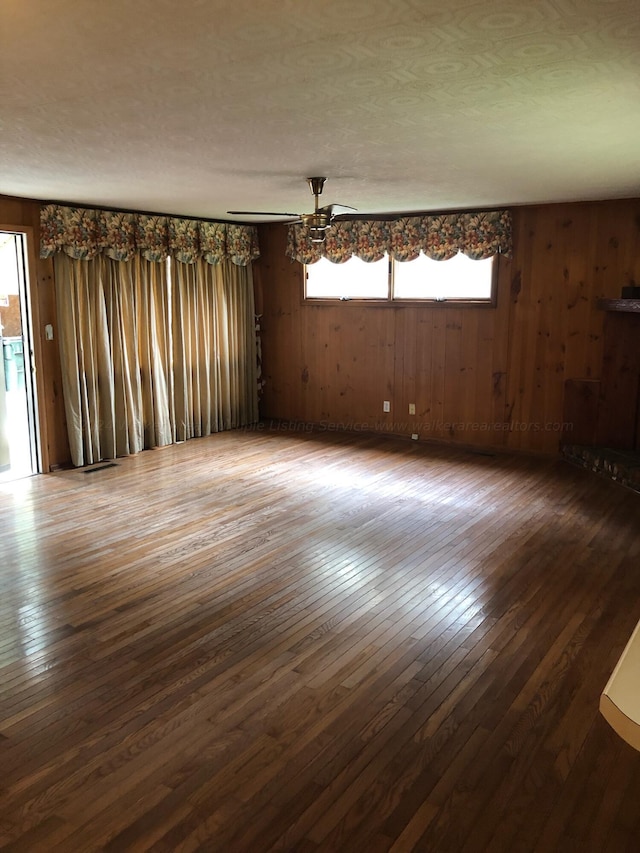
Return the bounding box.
[257,199,640,455]
[0,195,70,469]
[5,193,639,469]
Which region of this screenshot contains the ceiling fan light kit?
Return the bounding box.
[308,224,329,243]
[227,177,356,243]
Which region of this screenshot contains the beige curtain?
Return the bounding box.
[136,259,174,448]
[172,259,258,441]
[54,254,172,466]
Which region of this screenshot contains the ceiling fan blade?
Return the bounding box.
[228,180,355,229]
[318,203,358,216]
[227,210,302,217]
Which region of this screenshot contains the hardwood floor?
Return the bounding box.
[1,426,639,852]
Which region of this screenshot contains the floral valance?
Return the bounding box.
[40,204,260,266]
[286,209,511,264]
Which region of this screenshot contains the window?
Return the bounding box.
[393,252,494,301]
[305,252,496,304]
[304,255,388,300]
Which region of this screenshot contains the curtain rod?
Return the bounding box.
[260,204,512,228]
[41,198,240,226]
[329,203,512,223]
[41,198,512,227]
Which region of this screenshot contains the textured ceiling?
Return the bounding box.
[1,0,639,222]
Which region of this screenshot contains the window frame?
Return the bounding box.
[303,252,500,307]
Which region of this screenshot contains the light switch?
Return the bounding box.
[45,324,54,340]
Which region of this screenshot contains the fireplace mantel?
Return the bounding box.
[598,298,640,313]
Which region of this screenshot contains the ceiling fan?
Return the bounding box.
[227,177,356,243]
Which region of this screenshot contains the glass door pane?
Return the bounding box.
[0,232,39,482]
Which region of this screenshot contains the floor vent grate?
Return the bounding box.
[83,463,118,475]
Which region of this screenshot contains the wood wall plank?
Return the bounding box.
[392,307,416,436]
[258,199,640,455]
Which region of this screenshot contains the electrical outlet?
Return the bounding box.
[409,403,416,415]
[383,401,391,413]
[411,433,419,440]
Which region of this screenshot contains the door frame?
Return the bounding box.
[0,223,49,474]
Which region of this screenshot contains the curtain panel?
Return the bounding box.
[172,259,259,442]
[54,254,173,467]
[286,209,512,264]
[54,255,259,468]
[41,204,260,266]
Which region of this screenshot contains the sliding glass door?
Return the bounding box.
[0,232,40,482]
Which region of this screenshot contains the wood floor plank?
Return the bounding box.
[1,426,640,850]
